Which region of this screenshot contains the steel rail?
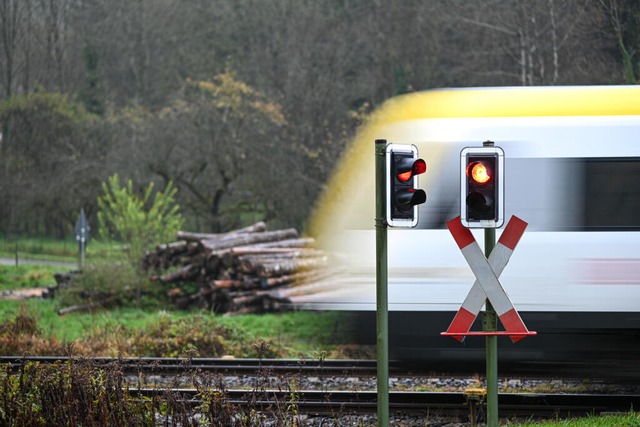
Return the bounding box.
[0,356,379,376]
[128,388,640,418]
[0,356,624,383]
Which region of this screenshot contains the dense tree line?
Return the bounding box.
[0,0,637,237]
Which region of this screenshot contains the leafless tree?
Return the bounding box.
[599,0,640,83]
[0,0,631,236]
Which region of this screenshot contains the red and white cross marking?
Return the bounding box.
[444,215,534,343]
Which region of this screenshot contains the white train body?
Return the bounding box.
[299,86,640,374]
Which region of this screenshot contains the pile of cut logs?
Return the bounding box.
[142,222,329,314]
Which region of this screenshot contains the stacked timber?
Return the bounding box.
[142,222,328,314]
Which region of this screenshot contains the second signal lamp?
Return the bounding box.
[460,145,504,228]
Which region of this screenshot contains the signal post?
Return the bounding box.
[375,139,426,427]
[463,141,505,426]
[443,140,535,427]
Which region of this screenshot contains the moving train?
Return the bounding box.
[298,85,640,377]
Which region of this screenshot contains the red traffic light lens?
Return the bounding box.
[467,161,491,184]
[397,159,426,182]
[413,159,427,175]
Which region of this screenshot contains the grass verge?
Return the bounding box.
[0,299,355,359]
[511,413,640,426]
[0,264,69,291]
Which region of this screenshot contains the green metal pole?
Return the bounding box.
[375,139,389,427]
[484,226,498,426]
[482,139,499,427]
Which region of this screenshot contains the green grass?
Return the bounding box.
[0,298,349,358]
[0,237,77,258]
[0,264,71,291]
[0,236,126,264]
[0,236,352,359]
[215,310,348,357]
[510,413,640,426]
[0,299,159,342]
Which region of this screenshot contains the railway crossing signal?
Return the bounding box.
[385,143,427,227]
[460,144,504,228]
[451,143,532,427]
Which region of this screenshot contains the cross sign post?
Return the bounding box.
[442,215,536,342]
[443,142,535,427]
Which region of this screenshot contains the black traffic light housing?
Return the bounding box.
[460,145,504,228]
[386,143,427,227]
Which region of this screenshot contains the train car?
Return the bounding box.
[299,85,640,377]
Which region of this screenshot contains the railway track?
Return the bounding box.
[2,356,638,422]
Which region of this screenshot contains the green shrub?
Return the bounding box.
[97,174,184,267]
[56,262,161,310]
[0,361,156,426]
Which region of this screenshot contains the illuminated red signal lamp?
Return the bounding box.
[460,145,505,229]
[386,144,427,228]
[467,161,491,184]
[397,158,427,182]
